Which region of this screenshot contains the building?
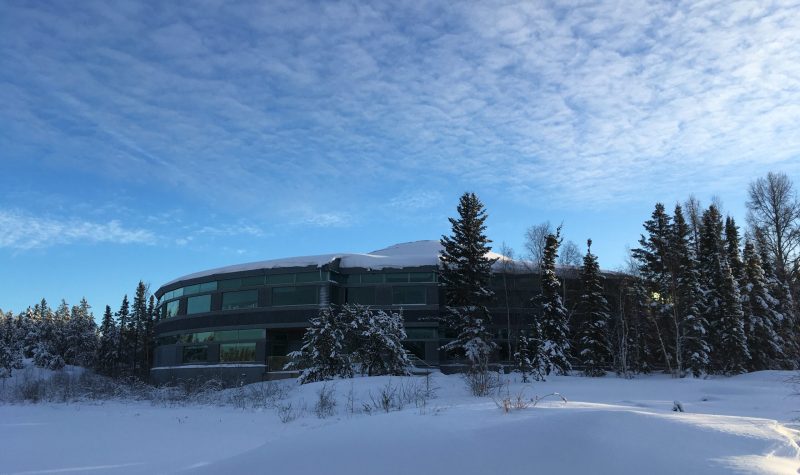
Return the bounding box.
[151,240,617,384]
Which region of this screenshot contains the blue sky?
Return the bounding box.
[2,0,800,315]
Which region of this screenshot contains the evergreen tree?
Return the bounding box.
[531,229,571,376]
[673,205,710,377]
[725,216,744,283]
[116,295,130,375]
[30,299,64,370]
[698,205,749,374]
[439,192,497,369]
[349,305,411,376]
[0,310,24,378]
[756,229,799,367]
[96,305,120,377]
[514,331,535,382]
[742,241,785,370]
[131,281,148,376]
[65,298,97,368]
[632,203,678,374]
[288,306,353,383]
[143,294,156,373]
[575,239,611,376]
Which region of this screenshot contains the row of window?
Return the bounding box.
[157,328,266,346]
[160,271,331,304]
[182,342,257,364]
[163,285,430,318]
[161,271,437,304]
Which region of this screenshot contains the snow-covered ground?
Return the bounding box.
[1,371,799,474]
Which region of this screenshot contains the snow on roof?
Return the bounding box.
[161,240,521,288]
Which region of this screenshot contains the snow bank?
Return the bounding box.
[1,372,797,474]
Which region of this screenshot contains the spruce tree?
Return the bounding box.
[66,298,98,368]
[575,239,611,376]
[756,229,799,367]
[725,217,744,283]
[349,305,411,376]
[116,295,130,376]
[439,192,497,369]
[0,311,24,378]
[131,281,148,377]
[673,205,710,377]
[514,331,535,382]
[742,241,785,370]
[289,306,353,383]
[531,229,571,376]
[698,205,749,374]
[96,305,119,377]
[632,203,677,373]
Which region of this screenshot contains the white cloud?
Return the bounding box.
[0,209,156,250]
[2,0,800,214]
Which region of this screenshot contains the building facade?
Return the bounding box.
[151,241,616,384]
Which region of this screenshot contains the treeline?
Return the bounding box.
[616,174,799,376]
[0,281,158,380]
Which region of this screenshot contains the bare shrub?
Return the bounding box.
[314,383,337,418]
[463,368,503,397]
[276,400,305,423]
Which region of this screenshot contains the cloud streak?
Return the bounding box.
[2,0,799,216]
[0,209,156,250]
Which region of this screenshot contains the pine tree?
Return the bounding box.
[632,203,677,374]
[698,205,749,374]
[756,229,799,367]
[143,294,156,373]
[673,205,710,377]
[531,229,571,376]
[514,331,535,382]
[725,217,744,284]
[131,281,148,377]
[575,239,611,376]
[96,305,120,377]
[116,295,130,376]
[288,306,353,383]
[742,241,785,370]
[65,298,98,368]
[30,299,65,370]
[439,192,497,369]
[349,305,411,376]
[0,310,24,378]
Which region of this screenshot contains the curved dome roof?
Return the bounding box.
[161,240,515,288]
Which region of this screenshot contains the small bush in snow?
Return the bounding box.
[314,383,337,418]
[277,401,305,423]
[463,367,503,397]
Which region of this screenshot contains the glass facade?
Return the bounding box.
[186,294,211,315]
[220,343,257,362]
[157,329,265,346]
[165,300,179,318]
[182,345,208,363]
[272,286,318,306]
[406,327,438,339]
[345,287,376,305]
[222,290,259,310]
[392,286,426,305]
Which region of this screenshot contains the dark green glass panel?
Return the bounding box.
[346,287,376,305]
[361,273,383,284]
[409,272,435,282]
[186,294,211,315]
[220,343,257,362]
[385,273,408,283]
[221,290,259,310]
[182,345,208,363]
[267,274,295,285]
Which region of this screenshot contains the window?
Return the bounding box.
[222,290,259,310]
[181,332,213,343]
[385,273,408,283]
[392,286,426,305]
[346,287,376,305]
[238,329,266,340]
[165,300,180,318]
[296,271,321,283]
[361,273,383,284]
[220,278,242,290]
[272,286,318,306]
[214,330,239,342]
[409,272,435,282]
[267,274,294,285]
[186,294,211,315]
[220,343,257,362]
[242,276,265,287]
[156,335,179,346]
[182,345,208,364]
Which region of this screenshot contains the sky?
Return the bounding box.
[2,0,800,315]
